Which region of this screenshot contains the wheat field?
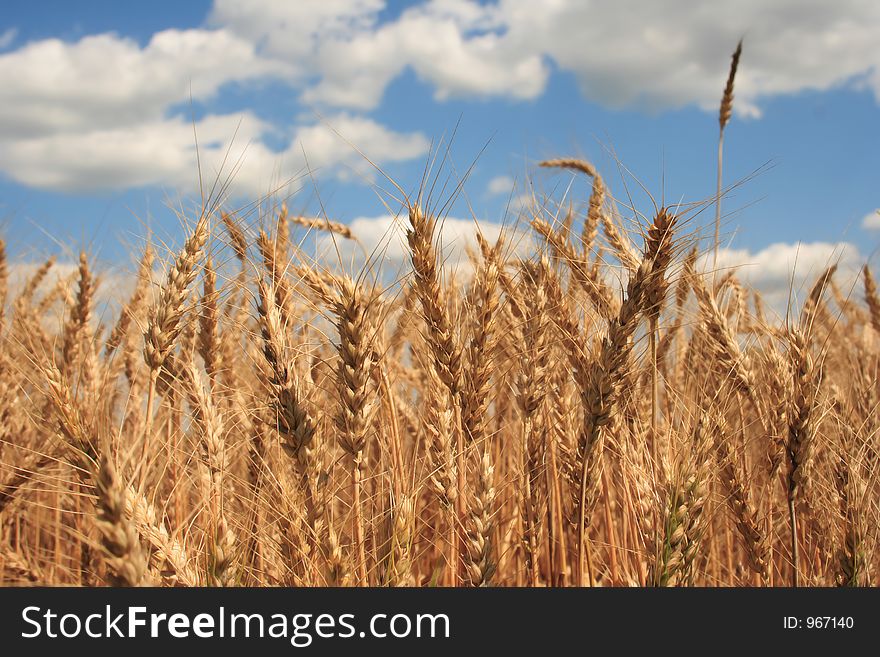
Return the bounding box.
[0,47,877,588]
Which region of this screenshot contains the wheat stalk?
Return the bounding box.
[714,39,743,267]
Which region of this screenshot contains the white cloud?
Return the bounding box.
[703,240,863,312]
[0,29,286,140]
[215,0,546,111]
[301,1,546,109]
[209,0,384,70]
[486,175,514,196]
[312,213,531,276]
[0,113,267,192]
[289,114,430,179]
[0,27,428,195]
[213,0,880,115]
[3,1,880,196]
[0,111,428,196]
[0,28,16,50]
[862,210,880,230]
[0,24,429,195]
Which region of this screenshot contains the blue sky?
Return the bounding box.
[0,0,878,299]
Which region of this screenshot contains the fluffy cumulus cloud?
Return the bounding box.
[1,113,267,192]
[703,240,864,313]
[215,0,880,115]
[209,0,385,72]
[0,29,285,139]
[212,0,544,109]
[0,24,428,195]
[299,1,546,109]
[2,0,880,196]
[862,210,880,230]
[0,112,428,194]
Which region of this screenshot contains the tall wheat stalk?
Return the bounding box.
[714,40,742,268]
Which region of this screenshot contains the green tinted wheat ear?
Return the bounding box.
[651,416,712,587]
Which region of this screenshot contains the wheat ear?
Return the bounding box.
[95,454,148,586]
[714,39,742,267]
[333,276,378,585]
[574,208,677,586]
